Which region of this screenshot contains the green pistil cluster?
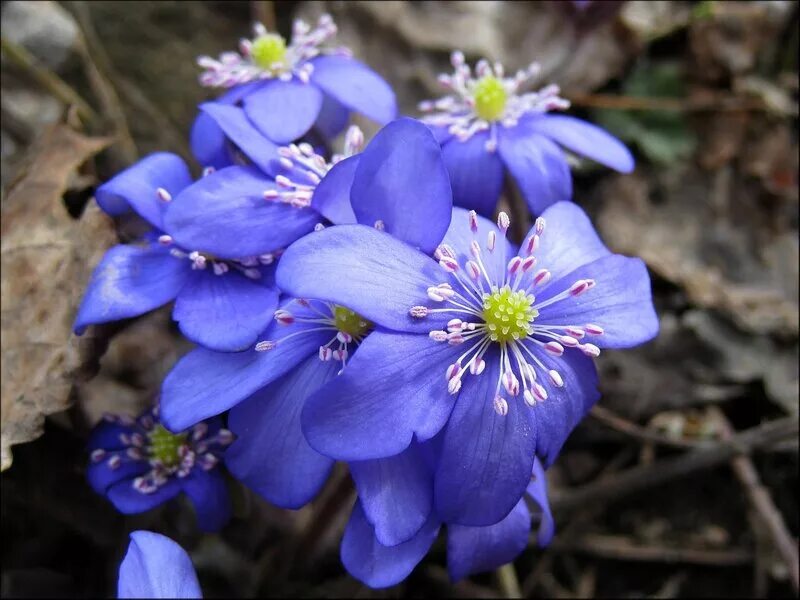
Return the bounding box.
[148,425,187,467]
[333,305,372,338]
[473,75,507,122]
[251,33,287,70]
[482,286,538,343]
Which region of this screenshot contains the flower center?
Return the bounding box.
[251,33,287,70]
[334,305,372,338]
[473,75,507,122]
[482,286,538,343]
[148,425,186,467]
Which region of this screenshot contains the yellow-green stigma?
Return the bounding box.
[251,33,287,71]
[333,305,372,338]
[482,286,538,343]
[473,76,507,122]
[149,425,186,467]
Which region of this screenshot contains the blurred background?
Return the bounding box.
[1,1,797,597]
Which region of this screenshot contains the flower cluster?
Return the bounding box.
[77,14,658,591]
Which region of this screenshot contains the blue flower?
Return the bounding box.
[419,51,634,216]
[73,152,282,352]
[118,531,201,598]
[276,201,659,527]
[192,14,396,168]
[342,454,554,589]
[159,118,453,510]
[87,405,233,532]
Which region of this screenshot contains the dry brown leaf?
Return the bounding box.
[1,124,114,470]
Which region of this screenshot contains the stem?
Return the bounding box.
[495,562,522,599]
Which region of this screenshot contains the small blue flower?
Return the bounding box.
[73,153,282,352]
[342,454,554,589]
[159,118,453,510]
[192,14,397,168]
[87,405,233,532]
[118,531,201,599]
[276,201,658,527]
[419,51,634,216]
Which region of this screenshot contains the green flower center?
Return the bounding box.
[251,34,287,70]
[473,76,507,122]
[333,305,372,338]
[149,425,187,467]
[482,286,538,343]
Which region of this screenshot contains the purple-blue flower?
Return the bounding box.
[73,152,283,352]
[87,405,232,532]
[159,118,453,510]
[118,531,201,599]
[420,51,634,216]
[191,14,396,168]
[276,201,658,528]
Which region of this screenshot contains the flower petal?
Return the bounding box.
[434,351,537,527]
[95,153,192,229]
[87,453,148,495]
[301,330,461,460]
[311,56,397,125]
[498,129,572,215]
[441,133,505,217]
[349,442,433,546]
[534,254,659,349]
[527,459,555,547]
[314,94,351,139]
[180,469,231,532]
[164,165,320,259]
[446,498,531,582]
[350,118,452,253]
[173,270,279,352]
[243,79,323,144]
[190,112,233,170]
[341,501,439,589]
[225,355,337,509]
[276,224,445,334]
[107,477,181,514]
[74,244,190,334]
[526,114,634,173]
[311,155,358,225]
[118,531,201,599]
[87,420,135,452]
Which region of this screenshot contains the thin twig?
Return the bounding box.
[709,407,800,593]
[251,1,277,30]
[567,92,780,114]
[590,405,707,450]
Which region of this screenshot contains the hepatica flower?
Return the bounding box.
[160,119,453,510]
[192,14,396,168]
[420,51,633,216]
[87,405,232,532]
[118,531,201,599]
[277,201,658,527]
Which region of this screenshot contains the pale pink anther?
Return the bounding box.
[533,382,548,401]
[548,369,564,387]
[466,260,481,280]
[429,330,448,342]
[243,268,261,279]
[337,331,353,344]
[437,244,456,259]
[524,236,536,255]
[470,357,486,375]
[468,210,479,233]
[191,423,208,441]
[447,318,463,332]
[255,340,277,352]
[409,306,429,318]
[494,396,509,416]
[579,343,601,357]
[131,433,145,447]
[158,234,173,245]
[202,166,216,177]
[560,335,579,347]
[447,333,465,345]
[470,239,481,257]
[446,362,460,380]
[569,279,593,296]
[497,212,510,233]
[503,370,520,396]
[127,447,144,460]
[108,455,122,469]
[212,263,229,276]
[90,449,106,463]
[566,327,586,338]
[523,389,536,407]
[332,348,348,361]
[487,230,497,251]
[585,323,604,336]
[507,256,522,275]
[217,429,234,445]
[319,346,333,360]
[535,217,546,234]
[374,220,385,231]
[120,433,130,445]
[156,187,172,202]
[544,341,564,356]
[264,189,280,200]
[448,377,462,395]
[279,157,294,170]
[274,309,294,325]
[533,269,551,286]
[275,175,292,188]
[314,223,325,231]
[521,256,536,272]
[439,257,459,273]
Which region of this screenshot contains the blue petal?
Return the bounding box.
[173,270,279,352]
[534,253,659,349]
[527,459,555,546]
[276,224,445,334]
[525,114,634,173]
[349,442,433,546]
[180,469,231,532]
[314,94,351,139]
[118,531,201,599]
[243,79,323,144]
[446,498,531,582]
[87,452,148,495]
[311,155,358,225]
[311,56,397,125]
[190,112,233,170]
[87,420,136,452]
[341,501,440,589]
[302,330,462,461]
[441,207,518,283]
[164,165,320,259]
[199,103,280,175]
[95,153,192,229]
[74,244,190,334]
[350,118,452,254]
[160,301,333,431]
[225,355,337,509]
[434,351,537,527]
[441,133,505,217]
[107,477,181,514]
[498,128,572,215]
